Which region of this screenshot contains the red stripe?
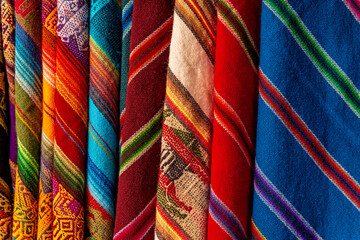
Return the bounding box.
[166,94,211,151]
[259,71,360,209]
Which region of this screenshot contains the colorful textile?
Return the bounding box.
[12,0,42,237]
[119,0,132,146]
[113,1,173,239]
[155,0,216,239]
[0,20,11,240]
[1,0,16,188]
[85,0,121,237]
[53,0,89,238]
[37,0,57,238]
[207,0,261,239]
[252,0,360,239]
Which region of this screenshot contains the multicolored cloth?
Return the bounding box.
[12,0,42,237]
[113,1,173,239]
[53,0,89,238]
[207,0,260,239]
[155,0,216,239]
[86,0,121,237]
[252,0,360,239]
[37,0,57,238]
[1,0,16,189]
[0,20,12,240]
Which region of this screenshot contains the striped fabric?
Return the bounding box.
[207,0,260,239]
[113,1,173,239]
[252,0,360,239]
[37,0,56,237]
[1,0,16,188]
[53,0,89,238]
[155,0,216,239]
[0,23,11,240]
[86,0,121,237]
[12,0,42,237]
[119,0,133,145]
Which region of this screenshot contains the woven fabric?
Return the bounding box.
[252,0,360,239]
[207,0,261,239]
[12,0,42,237]
[37,0,57,238]
[0,20,11,240]
[1,0,16,188]
[85,0,121,237]
[119,0,132,146]
[53,0,89,237]
[113,1,173,239]
[155,0,216,239]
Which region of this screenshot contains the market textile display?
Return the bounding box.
[0,0,359,239]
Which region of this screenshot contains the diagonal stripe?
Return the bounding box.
[209,188,246,240]
[251,219,267,240]
[260,70,360,211]
[217,0,259,70]
[128,17,173,83]
[343,0,360,24]
[114,196,156,240]
[214,89,254,166]
[120,109,163,174]
[255,164,323,240]
[265,0,360,118]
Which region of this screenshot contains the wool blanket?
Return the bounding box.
[252,0,360,239]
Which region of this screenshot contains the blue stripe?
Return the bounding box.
[209,188,246,240]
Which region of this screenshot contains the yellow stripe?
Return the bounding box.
[187,0,216,41]
[89,127,115,163]
[167,88,210,143]
[156,208,182,240]
[15,109,40,142]
[252,219,267,240]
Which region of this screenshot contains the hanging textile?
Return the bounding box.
[252,0,360,239]
[53,0,89,237]
[37,0,57,238]
[119,0,132,146]
[12,0,42,237]
[207,0,260,239]
[155,0,217,239]
[85,0,121,237]
[0,21,11,239]
[113,1,174,239]
[1,0,16,189]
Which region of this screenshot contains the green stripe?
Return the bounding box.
[265,0,360,117]
[17,140,39,196]
[217,0,259,68]
[54,149,85,195]
[120,111,162,172]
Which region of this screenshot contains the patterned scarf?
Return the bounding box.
[155,0,216,239]
[113,1,173,239]
[37,0,57,237]
[1,0,16,189]
[252,0,360,239]
[12,0,42,237]
[53,0,89,237]
[207,0,260,239]
[0,20,11,240]
[85,0,121,237]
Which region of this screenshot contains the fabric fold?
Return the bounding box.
[155,0,217,239]
[85,0,121,237]
[113,1,174,239]
[12,0,42,237]
[207,0,261,239]
[53,0,89,238]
